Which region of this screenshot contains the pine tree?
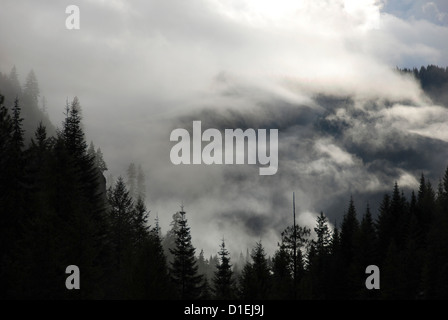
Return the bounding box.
[340,197,359,264]
[238,242,271,300]
[443,166,448,210]
[96,147,108,173]
[169,207,203,299]
[11,97,24,152]
[213,239,234,299]
[62,97,86,160]
[376,193,391,262]
[416,174,436,243]
[24,70,40,107]
[0,95,13,298]
[131,226,173,299]
[313,211,332,256]
[163,210,183,264]
[305,211,333,299]
[3,97,26,243]
[197,249,209,281]
[8,66,21,95]
[356,204,379,299]
[133,197,150,247]
[390,182,407,249]
[33,122,49,150]
[339,197,361,298]
[106,177,136,298]
[87,141,96,159]
[324,224,346,299]
[107,177,135,260]
[422,166,448,298]
[271,244,293,299]
[358,204,377,266]
[279,224,310,283]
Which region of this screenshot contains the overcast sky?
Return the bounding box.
[1,0,448,257]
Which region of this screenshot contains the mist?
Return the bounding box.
[1,0,448,258]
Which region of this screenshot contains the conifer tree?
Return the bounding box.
[106,177,136,297]
[96,147,108,173]
[169,207,203,299]
[357,204,377,266]
[390,182,407,249]
[376,193,391,262]
[163,210,183,264]
[271,243,293,299]
[339,197,361,298]
[11,97,24,152]
[131,225,174,299]
[0,95,13,298]
[2,98,26,248]
[24,70,40,107]
[313,211,332,256]
[133,197,150,247]
[62,97,87,160]
[340,197,359,263]
[443,166,448,207]
[8,66,21,94]
[87,141,96,159]
[107,177,135,261]
[305,211,333,299]
[213,239,234,299]
[238,242,271,300]
[197,249,209,281]
[416,174,436,242]
[356,204,379,299]
[280,224,309,284]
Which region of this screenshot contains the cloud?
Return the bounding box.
[2,0,448,257]
[383,0,448,25]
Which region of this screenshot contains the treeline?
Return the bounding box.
[1,65,448,299]
[2,92,448,299]
[0,67,54,139]
[0,94,166,299]
[399,65,448,106]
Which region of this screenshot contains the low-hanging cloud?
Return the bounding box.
[1,0,448,257]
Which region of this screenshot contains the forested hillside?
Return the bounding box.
[1,66,448,299]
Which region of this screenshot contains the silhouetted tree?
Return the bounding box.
[280,224,310,288]
[339,197,361,298]
[239,242,271,299]
[23,70,39,107]
[271,244,293,299]
[169,207,203,299]
[213,239,235,299]
[340,197,359,264]
[306,211,333,299]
